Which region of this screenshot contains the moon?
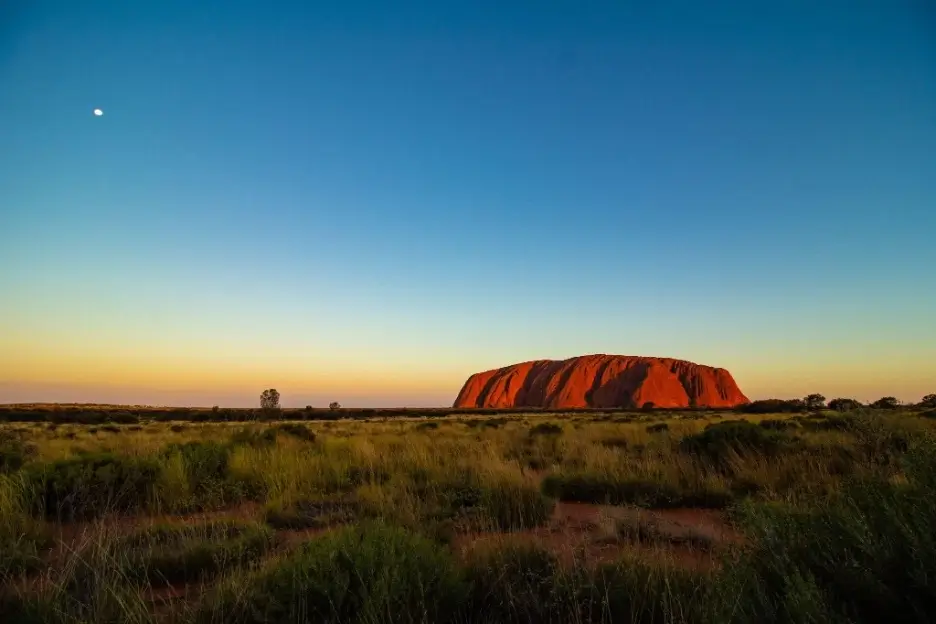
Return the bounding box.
[93,108,103,116]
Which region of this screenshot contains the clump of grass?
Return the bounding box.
[264,497,358,530]
[0,473,53,577]
[229,427,278,448]
[723,439,936,622]
[104,520,274,585]
[464,542,567,622]
[529,422,563,437]
[198,523,467,623]
[0,431,36,473]
[476,477,555,531]
[759,419,798,431]
[598,436,630,450]
[679,420,794,464]
[465,540,713,623]
[614,515,715,551]
[25,453,161,520]
[646,423,669,434]
[541,473,732,509]
[272,423,316,442]
[415,421,439,431]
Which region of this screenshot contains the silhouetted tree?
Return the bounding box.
[828,398,863,412]
[804,394,826,411]
[921,394,936,408]
[329,401,341,410]
[871,396,899,410]
[260,389,280,410]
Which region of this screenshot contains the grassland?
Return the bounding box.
[1,405,935,623]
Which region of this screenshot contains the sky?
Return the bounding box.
[1,1,935,407]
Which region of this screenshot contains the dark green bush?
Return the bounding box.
[230,427,278,447]
[0,432,36,473]
[738,399,806,414]
[679,420,793,463]
[26,454,161,520]
[198,523,468,624]
[273,423,316,441]
[599,437,630,449]
[759,419,798,431]
[529,422,563,436]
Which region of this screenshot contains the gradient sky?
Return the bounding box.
[2,1,935,407]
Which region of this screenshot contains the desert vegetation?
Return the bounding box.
[1,401,935,622]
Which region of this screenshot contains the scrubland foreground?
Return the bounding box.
[1,408,935,623]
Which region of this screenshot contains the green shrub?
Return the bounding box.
[759,419,798,431]
[26,454,160,520]
[0,432,35,473]
[273,423,316,442]
[529,422,563,436]
[198,523,468,623]
[599,437,630,449]
[230,427,278,447]
[164,441,229,489]
[680,420,793,463]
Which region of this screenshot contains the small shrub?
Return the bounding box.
[230,427,278,447]
[599,437,629,450]
[0,432,36,473]
[739,399,806,414]
[110,411,140,424]
[801,416,853,432]
[170,424,187,433]
[646,423,669,434]
[416,421,439,431]
[529,422,563,437]
[759,419,799,431]
[274,423,316,441]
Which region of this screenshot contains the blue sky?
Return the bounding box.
[2,1,934,406]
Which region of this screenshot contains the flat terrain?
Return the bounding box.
[1,406,935,622]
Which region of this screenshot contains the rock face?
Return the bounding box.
[453,354,748,409]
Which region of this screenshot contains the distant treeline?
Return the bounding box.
[0,396,929,424]
[0,405,643,424]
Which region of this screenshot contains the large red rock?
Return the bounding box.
[453,354,748,409]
